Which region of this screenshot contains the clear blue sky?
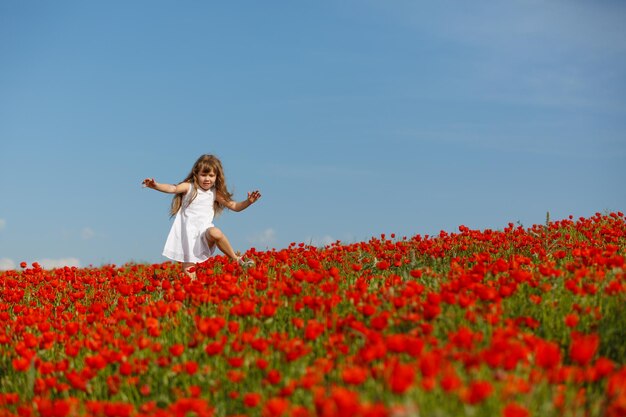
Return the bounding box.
[1,1,625,269]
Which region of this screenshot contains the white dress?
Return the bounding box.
[162,184,217,263]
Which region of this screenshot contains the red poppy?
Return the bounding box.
[196,316,225,338]
[185,361,199,375]
[376,261,390,270]
[256,358,269,370]
[227,370,245,383]
[570,332,599,366]
[564,313,579,328]
[12,357,30,372]
[342,366,369,386]
[331,386,361,415]
[35,398,72,417]
[440,370,462,393]
[228,357,245,368]
[243,392,262,407]
[535,340,561,370]
[503,403,529,417]
[205,337,226,356]
[266,369,282,385]
[65,371,88,391]
[262,397,289,417]
[409,269,422,278]
[389,362,415,394]
[304,320,325,341]
[169,343,185,357]
[465,380,493,405]
[419,350,441,379]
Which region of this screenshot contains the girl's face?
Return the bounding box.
[197,170,217,191]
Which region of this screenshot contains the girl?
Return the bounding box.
[143,154,260,276]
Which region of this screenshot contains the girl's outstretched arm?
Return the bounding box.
[217,190,261,212]
[142,178,190,194]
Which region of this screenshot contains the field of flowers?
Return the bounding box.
[1,212,625,417]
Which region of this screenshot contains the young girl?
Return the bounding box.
[143,154,260,276]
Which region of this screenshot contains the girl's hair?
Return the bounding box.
[169,154,233,217]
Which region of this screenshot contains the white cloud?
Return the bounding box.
[308,235,337,247]
[381,1,626,55]
[37,258,81,269]
[0,258,82,271]
[367,1,626,113]
[0,258,15,271]
[81,227,95,240]
[0,219,5,231]
[247,228,277,247]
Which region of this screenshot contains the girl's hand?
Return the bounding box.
[247,190,261,204]
[142,178,157,189]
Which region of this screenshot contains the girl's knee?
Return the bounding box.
[206,227,223,241]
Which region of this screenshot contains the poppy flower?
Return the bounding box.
[266,369,282,385]
[169,344,185,357]
[570,332,599,367]
[503,403,529,417]
[564,313,579,328]
[244,392,262,407]
[440,370,462,393]
[12,357,30,372]
[35,398,72,417]
[205,339,225,356]
[185,361,199,375]
[262,397,289,417]
[535,340,561,370]
[389,362,415,394]
[465,380,493,405]
[304,320,325,341]
[342,366,369,386]
[226,356,244,370]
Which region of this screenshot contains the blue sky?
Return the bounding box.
[1,1,625,269]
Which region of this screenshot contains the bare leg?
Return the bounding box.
[182,262,196,279]
[205,227,238,261]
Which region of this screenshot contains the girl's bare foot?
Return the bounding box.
[237,257,255,267]
[184,265,197,280]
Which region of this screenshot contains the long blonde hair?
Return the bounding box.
[169,154,233,217]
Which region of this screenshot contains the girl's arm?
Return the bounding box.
[142,178,190,194]
[217,190,261,212]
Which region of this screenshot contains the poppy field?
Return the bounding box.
[1,212,625,417]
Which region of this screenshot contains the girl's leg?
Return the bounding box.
[205,227,238,261]
[182,262,196,279]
